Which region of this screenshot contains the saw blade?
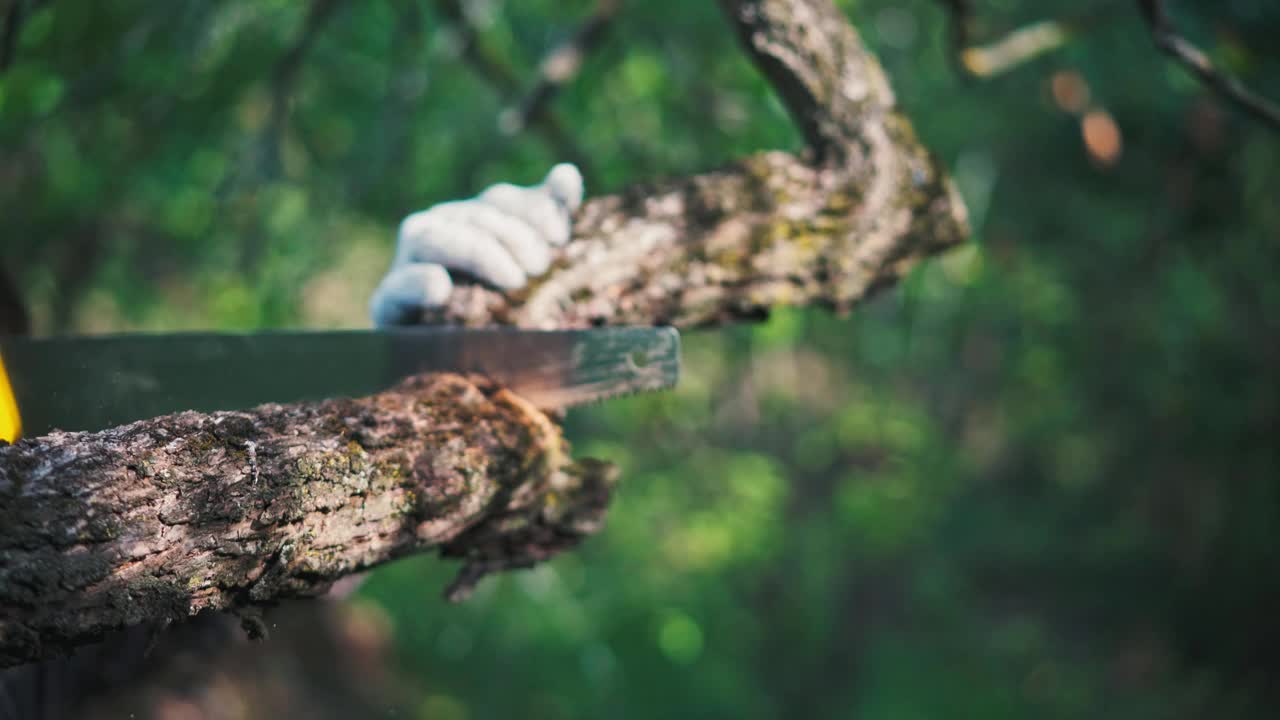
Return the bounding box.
[0,326,680,440]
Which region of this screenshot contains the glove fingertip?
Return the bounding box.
[544,163,584,212]
[485,263,528,291]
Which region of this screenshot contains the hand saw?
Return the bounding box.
[0,326,680,442]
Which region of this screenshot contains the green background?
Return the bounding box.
[4,0,1279,717]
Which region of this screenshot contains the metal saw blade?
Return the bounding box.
[0,326,680,440]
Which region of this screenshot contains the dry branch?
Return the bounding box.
[0,0,967,668]
[1137,0,1280,131]
[0,374,612,668]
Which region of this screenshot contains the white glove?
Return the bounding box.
[370,163,584,327]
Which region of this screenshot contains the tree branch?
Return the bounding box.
[936,0,975,76]
[499,0,621,136]
[434,0,594,179]
[0,0,21,74]
[257,0,343,179]
[721,0,896,164]
[0,0,967,668]
[0,0,47,75]
[419,0,968,328]
[0,374,613,668]
[1137,0,1280,132]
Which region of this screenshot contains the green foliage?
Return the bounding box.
[5,0,1280,717]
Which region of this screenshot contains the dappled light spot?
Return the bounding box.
[1050,71,1090,115]
[940,243,985,287]
[420,694,469,720]
[154,696,205,720]
[1081,110,1122,166]
[664,513,735,571]
[337,600,394,665]
[657,610,704,665]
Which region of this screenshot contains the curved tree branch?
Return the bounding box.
[421,0,968,329]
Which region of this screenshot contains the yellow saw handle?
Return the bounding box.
[0,350,21,442]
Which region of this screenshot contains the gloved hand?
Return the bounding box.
[370,163,584,326]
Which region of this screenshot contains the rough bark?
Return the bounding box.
[0,374,613,668]
[0,0,968,668]
[422,0,967,329]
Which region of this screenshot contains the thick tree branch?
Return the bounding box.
[721,0,896,164]
[427,149,965,329]
[0,0,967,668]
[0,374,613,667]
[419,0,968,329]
